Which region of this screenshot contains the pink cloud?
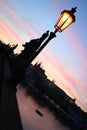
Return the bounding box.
[33,47,87,111]
[0,18,23,43]
[33,48,77,91]
[64,29,87,72]
[0,1,38,40]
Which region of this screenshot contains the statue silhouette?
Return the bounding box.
[38,30,49,47]
[18,30,49,61]
[22,30,49,52]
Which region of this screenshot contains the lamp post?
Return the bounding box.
[33,7,77,60]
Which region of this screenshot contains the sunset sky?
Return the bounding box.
[0,0,87,112]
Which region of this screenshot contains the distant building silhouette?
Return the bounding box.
[20,63,87,130]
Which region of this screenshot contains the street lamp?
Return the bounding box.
[31,7,77,62]
[54,7,77,33]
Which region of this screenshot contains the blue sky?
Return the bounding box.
[0,0,87,111]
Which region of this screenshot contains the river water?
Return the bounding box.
[16,86,70,130]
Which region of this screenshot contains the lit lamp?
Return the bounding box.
[54,7,77,33]
[31,7,77,61]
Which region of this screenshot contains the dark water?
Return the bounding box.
[16,86,70,130]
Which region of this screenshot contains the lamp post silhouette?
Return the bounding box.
[16,7,77,73]
[33,7,77,60]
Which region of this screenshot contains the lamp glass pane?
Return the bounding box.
[60,15,74,31]
[57,12,70,27]
[55,12,74,32]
